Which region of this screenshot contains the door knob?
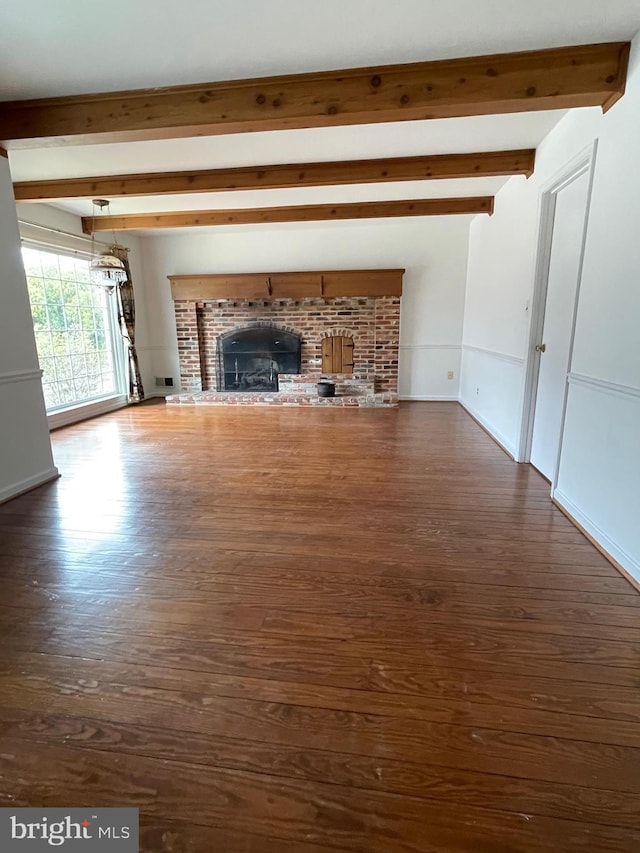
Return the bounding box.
[535,343,546,353]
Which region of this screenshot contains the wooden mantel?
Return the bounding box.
[169,269,404,301]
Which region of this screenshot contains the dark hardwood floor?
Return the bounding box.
[0,401,638,852]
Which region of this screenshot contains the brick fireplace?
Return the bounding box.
[168,269,403,407]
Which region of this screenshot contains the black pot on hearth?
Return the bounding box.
[317,381,336,398]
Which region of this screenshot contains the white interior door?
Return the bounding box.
[530,168,590,481]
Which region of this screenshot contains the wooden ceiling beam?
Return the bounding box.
[1,43,629,147]
[81,197,493,232]
[13,149,534,201]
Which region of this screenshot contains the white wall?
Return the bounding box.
[139,216,471,400]
[554,41,640,578]
[461,38,640,579]
[460,108,604,454]
[15,202,156,401]
[0,158,57,502]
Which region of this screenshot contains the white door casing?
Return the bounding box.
[518,142,598,478]
[529,164,592,481]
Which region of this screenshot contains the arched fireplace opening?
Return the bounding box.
[217,326,302,392]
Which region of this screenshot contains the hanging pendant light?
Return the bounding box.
[89,199,128,289]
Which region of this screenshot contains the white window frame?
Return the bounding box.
[21,238,129,430]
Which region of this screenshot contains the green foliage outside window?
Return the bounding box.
[22,247,119,411]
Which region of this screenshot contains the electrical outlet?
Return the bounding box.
[476,386,480,395]
[165,377,174,387]
[447,370,454,380]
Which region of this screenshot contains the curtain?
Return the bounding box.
[112,246,144,402]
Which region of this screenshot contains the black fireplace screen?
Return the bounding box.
[218,327,301,392]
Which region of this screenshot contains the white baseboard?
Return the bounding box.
[553,489,640,586]
[458,398,517,459]
[400,395,458,401]
[0,466,60,504]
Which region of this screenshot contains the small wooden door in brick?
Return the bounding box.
[322,335,354,374]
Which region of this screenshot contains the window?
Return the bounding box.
[22,246,124,412]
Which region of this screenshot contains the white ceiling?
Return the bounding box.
[2,0,639,99]
[3,1,639,232]
[49,177,510,218]
[11,112,568,218]
[8,113,566,180]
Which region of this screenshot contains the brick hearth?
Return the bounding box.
[167,372,399,408]
[166,390,398,408]
[172,294,400,407]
